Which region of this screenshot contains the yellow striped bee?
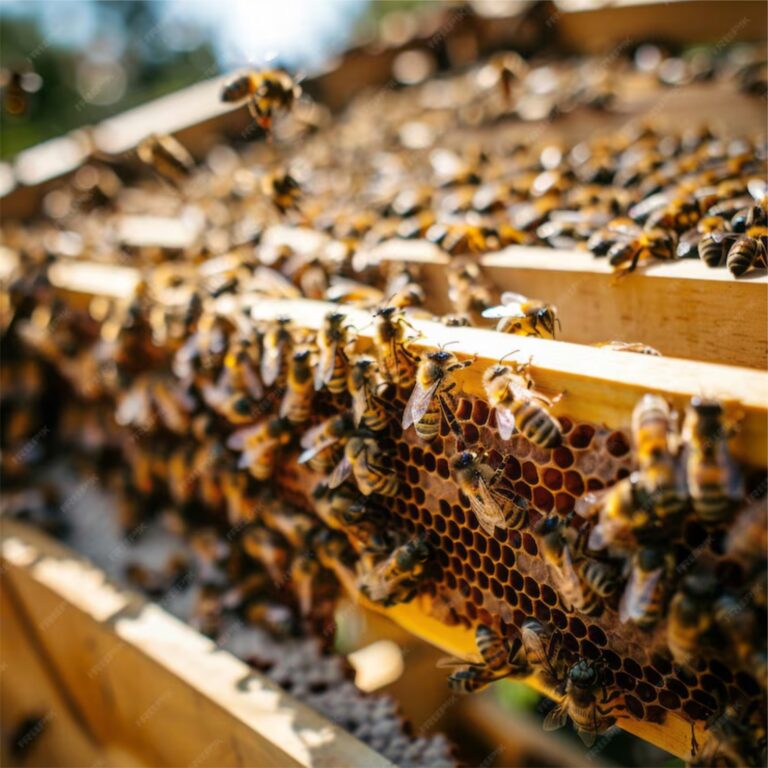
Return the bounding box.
[315,311,356,394]
[682,397,743,527]
[619,546,674,630]
[482,292,560,338]
[279,345,315,425]
[241,526,290,585]
[543,658,624,747]
[221,69,301,133]
[438,624,529,693]
[727,226,768,277]
[451,451,528,534]
[328,434,398,497]
[260,317,294,387]
[347,355,390,432]
[227,416,293,481]
[137,133,194,187]
[357,536,430,605]
[667,572,717,671]
[520,617,564,689]
[202,340,264,424]
[483,357,563,448]
[298,411,355,473]
[402,348,473,442]
[372,305,421,385]
[262,169,302,214]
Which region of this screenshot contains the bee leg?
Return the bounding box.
[690,720,699,757]
[438,394,464,441]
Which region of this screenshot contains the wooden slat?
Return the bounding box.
[0,520,392,768]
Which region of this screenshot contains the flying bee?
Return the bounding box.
[438,624,529,693]
[279,345,315,425]
[347,355,390,432]
[402,347,473,442]
[667,573,719,672]
[315,311,356,393]
[451,451,528,534]
[260,316,294,387]
[227,416,293,480]
[221,69,301,134]
[482,292,560,338]
[543,658,624,748]
[298,411,355,473]
[682,397,743,528]
[482,357,563,448]
[619,546,675,630]
[357,536,430,606]
[594,340,662,356]
[137,133,194,187]
[372,306,421,385]
[261,169,301,214]
[328,434,398,497]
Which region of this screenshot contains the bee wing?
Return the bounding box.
[436,655,483,670]
[227,423,264,451]
[481,303,524,319]
[748,178,767,201]
[575,727,599,748]
[351,387,368,426]
[402,377,440,429]
[260,340,282,387]
[549,545,585,611]
[116,383,151,427]
[574,490,607,521]
[500,291,530,306]
[314,341,337,390]
[469,478,506,535]
[542,703,569,732]
[494,406,518,440]
[726,456,745,501]
[521,622,556,676]
[242,362,264,400]
[711,231,740,245]
[328,453,353,489]
[619,565,662,624]
[297,435,340,464]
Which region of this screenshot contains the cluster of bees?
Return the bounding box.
[1,41,766,768]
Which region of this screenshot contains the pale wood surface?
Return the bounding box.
[0,520,393,768]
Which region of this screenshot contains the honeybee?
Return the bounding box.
[315,311,356,394]
[535,515,590,613]
[357,536,430,605]
[279,345,315,425]
[402,348,473,441]
[543,658,624,747]
[682,397,743,528]
[690,702,767,768]
[137,133,194,187]
[298,412,355,473]
[324,279,384,309]
[347,355,390,431]
[227,416,293,480]
[447,261,494,316]
[438,624,529,693]
[385,265,426,309]
[676,215,730,261]
[667,572,717,670]
[451,451,528,534]
[714,592,764,681]
[619,546,675,630]
[608,226,677,274]
[241,526,290,585]
[725,500,767,578]
[262,170,301,214]
[595,341,662,356]
[260,317,294,387]
[520,617,563,688]
[372,306,420,385]
[482,292,560,339]
[726,226,768,277]
[202,341,265,424]
[221,69,301,133]
[328,434,398,497]
[482,357,563,448]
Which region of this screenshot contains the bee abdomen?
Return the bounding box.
[726,238,759,276]
[328,355,348,394]
[415,402,441,442]
[698,233,726,267]
[363,407,389,432]
[513,402,562,448]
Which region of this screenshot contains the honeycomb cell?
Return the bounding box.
[401,485,413,501]
[457,577,471,597]
[468,549,480,568]
[474,535,488,555]
[706,660,733,683]
[643,666,663,687]
[404,519,416,533]
[456,399,473,421]
[490,579,504,599]
[552,446,574,468]
[563,633,580,654]
[532,487,554,512]
[437,458,450,479]
[472,400,489,425]
[414,487,426,505]
[514,482,532,501]
[448,520,460,539]
[510,570,524,591]
[691,689,717,713]
[481,555,493,574]
[623,658,643,679]
[398,443,411,461]
[558,417,573,434]
[477,571,489,590]
[488,539,501,560]
[452,506,466,525]
[552,609,568,630]
[541,585,558,607]
[437,549,450,568]
[462,423,480,444]
[523,577,540,599]
[407,466,420,485]
[658,690,681,710]
[495,563,509,582]
[587,625,607,647]
[461,527,473,547]
[445,571,457,590]
[569,617,587,638]
[615,672,636,691]
[435,516,447,534]
[504,586,518,606]
[603,650,622,671]
[504,457,522,480]
[466,602,478,621]
[421,507,432,525]
[682,701,709,721]
[522,533,538,556]
[667,678,689,699]
[519,593,533,614]
[439,499,451,517]
[394,459,407,475]
[470,586,483,605]
[624,695,645,719]
[605,431,630,457]
[555,493,575,514]
[431,437,444,454]
[570,424,595,448]
[587,478,604,491]
[423,452,437,473]
[501,547,515,567]
[455,541,467,559]
[522,461,539,485]
[506,530,522,550]
[395,498,407,515]
[651,654,672,676]
[635,683,657,703]
[564,471,585,496]
[534,602,550,622]
[542,467,563,491]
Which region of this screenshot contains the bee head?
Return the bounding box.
[327,311,345,326]
[375,306,396,319]
[534,515,561,537]
[690,396,722,418]
[569,659,598,687]
[637,547,664,571]
[681,572,718,600]
[452,451,476,470]
[429,349,453,364]
[233,397,253,416]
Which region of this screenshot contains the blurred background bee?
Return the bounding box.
[357,536,430,606]
[328,433,398,497]
[315,311,356,394]
[619,546,675,630]
[402,347,473,441]
[347,355,390,432]
[372,306,420,386]
[483,357,563,448]
[298,411,355,473]
[451,450,527,534]
[279,345,316,425]
[137,133,195,188]
[482,292,560,338]
[666,572,718,671]
[260,316,294,387]
[221,68,301,134]
[262,169,302,215]
[227,416,293,480]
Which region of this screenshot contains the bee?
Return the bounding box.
[447,261,494,316]
[520,617,564,688]
[260,316,294,387]
[691,702,767,768]
[262,170,301,214]
[607,225,677,274]
[372,306,420,385]
[241,526,290,585]
[726,226,768,277]
[725,499,767,578]
[682,397,743,527]
[385,265,426,309]
[438,624,529,693]
[594,341,662,356]
[324,279,384,309]
[315,311,356,394]
[227,416,293,481]
[298,412,355,473]
[619,546,675,630]
[137,133,194,187]
[402,347,473,442]
[451,451,528,534]
[279,345,315,425]
[714,592,764,681]
[347,355,390,432]
[543,658,624,747]
[667,573,717,671]
[482,357,563,448]
[676,216,730,261]
[535,515,590,613]
[328,434,398,497]
[482,292,560,339]
[357,536,430,605]
[202,342,265,424]
[221,69,301,133]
